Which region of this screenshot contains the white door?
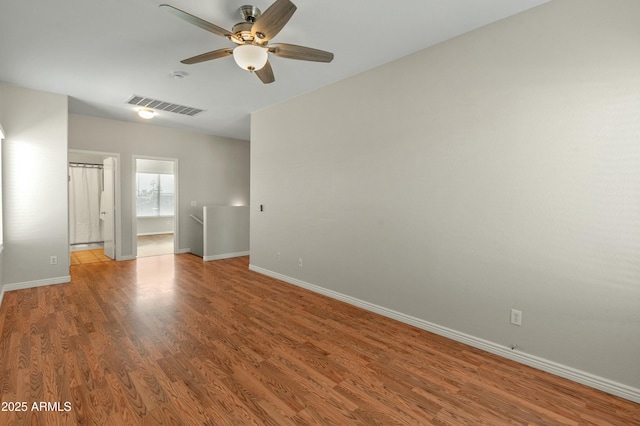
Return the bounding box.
[102,157,116,259]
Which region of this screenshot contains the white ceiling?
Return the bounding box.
[0,0,549,141]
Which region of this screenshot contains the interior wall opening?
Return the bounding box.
[68,150,119,265]
[134,157,178,257]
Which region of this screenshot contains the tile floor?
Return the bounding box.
[70,249,113,265]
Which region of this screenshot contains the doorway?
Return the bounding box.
[134,157,178,257]
[68,150,120,264]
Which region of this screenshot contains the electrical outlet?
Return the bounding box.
[50,256,58,265]
[298,258,303,268]
[276,252,281,260]
[510,309,522,326]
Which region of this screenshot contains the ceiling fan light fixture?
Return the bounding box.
[233,44,268,71]
[162,0,334,84]
[137,108,156,119]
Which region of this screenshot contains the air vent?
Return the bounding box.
[126,95,205,117]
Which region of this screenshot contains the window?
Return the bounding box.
[136,173,174,217]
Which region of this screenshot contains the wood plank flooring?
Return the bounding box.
[0,254,638,425]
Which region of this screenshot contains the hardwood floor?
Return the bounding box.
[0,255,638,425]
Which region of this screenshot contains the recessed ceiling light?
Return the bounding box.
[137,108,156,119]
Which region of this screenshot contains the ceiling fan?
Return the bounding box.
[160,0,334,84]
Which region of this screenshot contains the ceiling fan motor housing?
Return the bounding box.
[232,21,256,43]
[240,5,261,22]
[233,6,267,44]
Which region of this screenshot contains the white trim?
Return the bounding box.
[3,276,71,293]
[136,232,174,236]
[117,255,136,261]
[176,248,191,254]
[248,264,640,404]
[205,251,250,261]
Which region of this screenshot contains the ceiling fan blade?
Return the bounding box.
[251,0,297,42]
[256,60,275,84]
[269,43,334,63]
[160,4,234,39]
[180,48,233,65]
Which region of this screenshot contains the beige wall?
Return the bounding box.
[0,82,69,287]
[0,123,4,298]
[250,0,640,400]
[203,206,249,260]
[69,114,250,259]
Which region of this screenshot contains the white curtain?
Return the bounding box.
[69,166,103,244]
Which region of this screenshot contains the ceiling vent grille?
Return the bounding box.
[126,95,205,116]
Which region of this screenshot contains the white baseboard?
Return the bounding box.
[204,251,250,261]
[248,264,640,404]
[175,248,191,254]
[2,276,71,294]
[117,255,136,261]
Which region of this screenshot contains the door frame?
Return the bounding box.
[68,149,122,260]
[132,155,179,257]
[102,157,116,259]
